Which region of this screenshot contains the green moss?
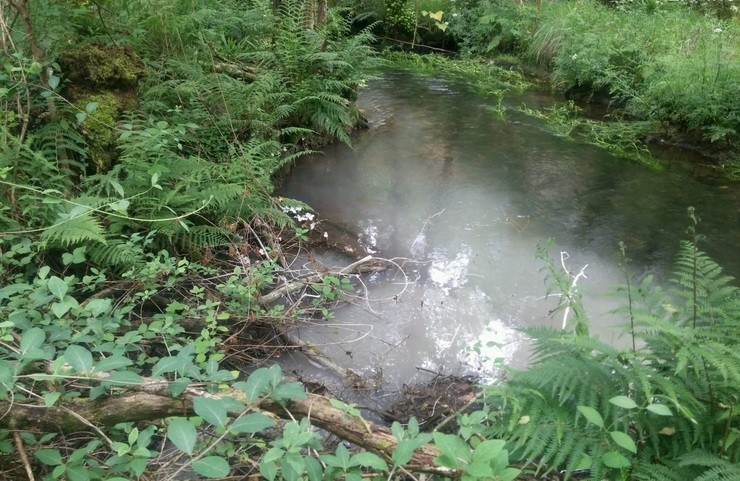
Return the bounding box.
[59,44,144,95]
[77,92,122,172]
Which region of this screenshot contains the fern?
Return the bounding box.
[487,230,739,479]
[40,210,106,247]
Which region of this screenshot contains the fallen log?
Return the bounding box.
[0,379,453,476]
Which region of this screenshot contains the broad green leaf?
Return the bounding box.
[85,298,112,317]
[260,460,277,481]
[609,395,638,409]
[351,451,388,471]
[151,356,183,377]
[85,102,99,113]
[66,466,90,481]
[20,328,45,355]
[602,451,631,469]
[65,345,93,373]
[465,461,494,478]
[609,431,637,453]
[43,392,62,407]
[471,439,505,464]
[646,403,673,416]
[47,276,68,301]
[109,179,125,198]
[268,363,282,387]
[194,397,228,430]
[235,368,271,402]
[271,381,306,402]
[304,456,323,481]
[169,377,191,397]
[35,449,62,466]
[48,75,60,91]
[101,371,144,387]
[167,417,197,454]
[500,467,522,481]
[76,112,87,123]
[193,456,231,478]
[51,301,71,318]
[0,360,14,387]
[229,412,274,434]
[433,432,470,467]
[577,405,604,428]
[94,355,132,372]
[392,439,418,466]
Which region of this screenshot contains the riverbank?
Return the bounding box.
[360,0,740,177]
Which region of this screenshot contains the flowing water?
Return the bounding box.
[279,70,739,391]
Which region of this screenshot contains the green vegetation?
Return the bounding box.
[356,0,740,171]
[1,0,738,480]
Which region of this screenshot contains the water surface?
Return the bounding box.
[280,71,739,390]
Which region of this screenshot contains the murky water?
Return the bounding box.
[279,70,739,390]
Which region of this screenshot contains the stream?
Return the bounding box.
[279,70,739,392]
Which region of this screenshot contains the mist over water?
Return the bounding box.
[280,71,740,390]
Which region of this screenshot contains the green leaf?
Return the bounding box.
[43,392,62,407]
[167,418,197,454]
[609,431,637,453]
[47,276,68,301]
[577,405,604,428]
[602,451,631,468]
[151,356,183,377]
[229,412,274,434]
[101,371,144,387]
[65,345,93,373]
[646,403,673,416]
[304,456,323,481]
[609,395,638,409]
[271,381,306,402]
[48,75,60,91]
[471,439,505,464]
[85,102,99,113]
[85,298,112,317]
[51,301,71,318]
[66,466,90,481]
[109,179,125,198]
[169,378,191,397]
[235,368,271,403]
[35,449,62,466]
[94,355,132,372]
[433,432,470,468]
[268,363,282,387]
[351,451,388,471]
[192,456,230,478]
[0,360,14,387]
[392,439,418,466]
[194,397,228,430]
[465,461,494,478]
[500,467,522,481]
[76,112,87,123]
[20,328,45,355]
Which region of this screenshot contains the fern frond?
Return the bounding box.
[40,211,106,247]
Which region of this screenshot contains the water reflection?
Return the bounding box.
[280,71,739,390]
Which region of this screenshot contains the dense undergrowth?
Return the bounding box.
[0,0,738,480]
[345,0,740,175]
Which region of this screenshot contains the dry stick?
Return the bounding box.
[279,327,363,386]
[13,428,35,481]
[559,251,588,330]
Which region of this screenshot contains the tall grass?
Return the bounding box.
[451,0,740,148]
